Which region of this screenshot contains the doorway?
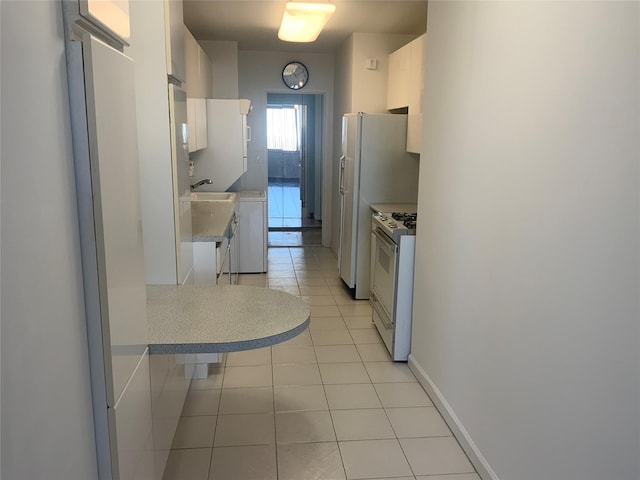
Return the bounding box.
[267,93,323,247]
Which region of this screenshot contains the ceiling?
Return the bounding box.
[183,0,428,53]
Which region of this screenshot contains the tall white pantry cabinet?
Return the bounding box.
[62,1,155,479]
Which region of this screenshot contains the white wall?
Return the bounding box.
[410,2,640,479]
[237,50,334,245]
[0,2,98,478]
[200,40,239,99]
[351,33,415,114]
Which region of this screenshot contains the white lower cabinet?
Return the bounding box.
[113,351,155,480]
[149,353,193,480]
[238,192,267,273]
[192,231,238,285]
[192,240,223,284]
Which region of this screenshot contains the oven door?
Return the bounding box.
[370,228,397,322]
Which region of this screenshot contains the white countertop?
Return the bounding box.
[146,285,310,354]
[370,203,418,214]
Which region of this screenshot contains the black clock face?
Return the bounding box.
[282,62,309,90]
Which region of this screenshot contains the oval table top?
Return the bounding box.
[146,285,310,354]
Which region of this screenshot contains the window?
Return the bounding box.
[267,105,301,151]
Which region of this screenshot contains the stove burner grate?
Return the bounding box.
[391,212,417,222]
[391,212,417,230]
[404,221,416,230]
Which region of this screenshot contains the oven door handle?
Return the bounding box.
[371,293,393,330]
[374,228,397,253]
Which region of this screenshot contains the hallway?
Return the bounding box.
[161,247,479,480]
[268,182,322,247]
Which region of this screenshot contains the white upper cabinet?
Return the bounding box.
[164,0,185,82]
[387,42,411,110]
[184,27,212,152]
[184,26,199,93]
[82,0,131,42]
[195,99,208,151]
[387,34,426,154]
[184,26,213,98]
[187,98,208,152]
[406,34,425,154]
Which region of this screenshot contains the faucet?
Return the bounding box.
[190,179,213,191]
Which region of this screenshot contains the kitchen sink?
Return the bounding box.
[190,192,236,202]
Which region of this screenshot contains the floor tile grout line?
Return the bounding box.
[270,349,281,480]
[207,248,430,478]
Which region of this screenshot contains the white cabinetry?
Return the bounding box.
[192,237,226,284]
[187,98,208,152]
[387,42,411,110]
[238,192,267,273]
[163,0,185,82]
[114,352,155,480]
[184,26,213,98]
[184,27,212,153]
[387,34,426,154]
[149,353,192,479]
[406,35,425,154]
[192,216,239,284]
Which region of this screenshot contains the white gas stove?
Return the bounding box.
[372,211,417,243]
[369,206,417,361]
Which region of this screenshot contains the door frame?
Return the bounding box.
[264,91,330,246]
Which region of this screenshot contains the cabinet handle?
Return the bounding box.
[339,156,345,195]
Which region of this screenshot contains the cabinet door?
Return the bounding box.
[184,26,212,98]
[187,97,197,152]
[192,242,217,284]
[113,352,154,480]
[187,98,207,153]
[238,200,267,273]
[164,0,185,82]
[195,99,208,151]
[407,34,425,154]
[387,43,411,110]
[183,26,199,96]
[200,47,214,98]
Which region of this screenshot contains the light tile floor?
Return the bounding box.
[162,247,479,480]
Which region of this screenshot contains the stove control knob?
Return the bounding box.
[389,222,397,228]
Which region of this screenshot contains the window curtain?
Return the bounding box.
[267,106,300,151]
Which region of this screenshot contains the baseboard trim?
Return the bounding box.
[407,354,500,480]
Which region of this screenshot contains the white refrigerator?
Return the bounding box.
[62,1,154,479]
[339,113,420,299]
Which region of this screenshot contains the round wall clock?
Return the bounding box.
[282,61,309,90]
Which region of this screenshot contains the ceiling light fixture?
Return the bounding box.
[278,2,336,43]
